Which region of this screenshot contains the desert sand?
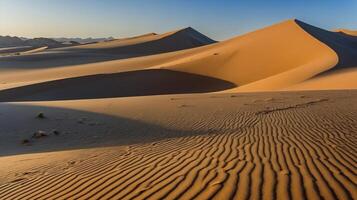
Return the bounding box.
[0,19,356,200]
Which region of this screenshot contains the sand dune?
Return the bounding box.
[288,68,357,90]
[58,27,216,58]
[1,19,356,93]
[0,19,356,200]
[0,91,356,199]
[0,46,33,54]
[64,27,215,53]
[0,27,215,70]
[161,19,357,92]
[335,29,357,36]
[0,69,234,101]
[163,20,338,88]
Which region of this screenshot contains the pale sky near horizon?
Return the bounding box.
[1,0,356,40]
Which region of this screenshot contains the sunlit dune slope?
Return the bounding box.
[0,27,216,90]
[287,68,357,90]
[233,20,357,91]
[162,19,337,90]
[0,19,356,95]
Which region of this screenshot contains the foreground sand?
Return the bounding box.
[0,90,356,200]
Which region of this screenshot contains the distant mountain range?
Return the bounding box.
[51,37,115,44]
[0,36,115,48]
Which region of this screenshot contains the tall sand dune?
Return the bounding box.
[233,20,357,91]
[163,20,339,90]
[0,19,356,95]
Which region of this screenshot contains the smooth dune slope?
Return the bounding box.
[0,27,217,92]
[220,20,357,92]
[163,19,338,90]
[0,69,235,101]
[2,19,356,94]
[287,68,357,90]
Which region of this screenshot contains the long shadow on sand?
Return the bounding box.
[0,103,211,157]
[0,28,216,70]
[296,19,357,70]
[0,69,236,102]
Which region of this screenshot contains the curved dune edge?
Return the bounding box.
[58,27,215,54]
[286,68,357,91]
[65,33,161,49]
[0,91,356,199]
[0,69,236,102]
[0,19,354,94]
[226,54,337,92]
[335,29,357,36]
[20,46,48,55]
[163,19,338,89]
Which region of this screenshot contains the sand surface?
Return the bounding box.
[0,91,356,199]
[0,19,356,200]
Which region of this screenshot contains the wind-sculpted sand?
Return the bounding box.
[0,19,356,200]
[0,91,356,200]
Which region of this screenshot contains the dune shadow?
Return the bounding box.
[0,51,128,70]
[0,69,236,102]
[0,30,216,70]
[296,20,357,70]
[0,103,211,157]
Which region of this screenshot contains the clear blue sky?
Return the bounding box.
[1,0,356,40]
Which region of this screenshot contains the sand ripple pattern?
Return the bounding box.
[0,97,356,200]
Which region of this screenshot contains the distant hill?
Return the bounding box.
[24,38,63,48]
[63,27,216,56]
[51,37,115,44]
[0,36,63,48]
[0,36,25,48]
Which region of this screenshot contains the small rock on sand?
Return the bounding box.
[32,130,48,138]
[36,112,45,119]
[53,130,60,135]
[21,139,31,145]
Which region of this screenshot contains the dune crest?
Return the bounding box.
[61,27,216,55]
[335,29,357,36]
[164,20,338,90]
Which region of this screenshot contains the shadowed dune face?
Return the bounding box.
[0,69,235,102]
[0,27,215,70]
[63,27,215,56]
[0,46,34,54]
[296,20,357,70]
